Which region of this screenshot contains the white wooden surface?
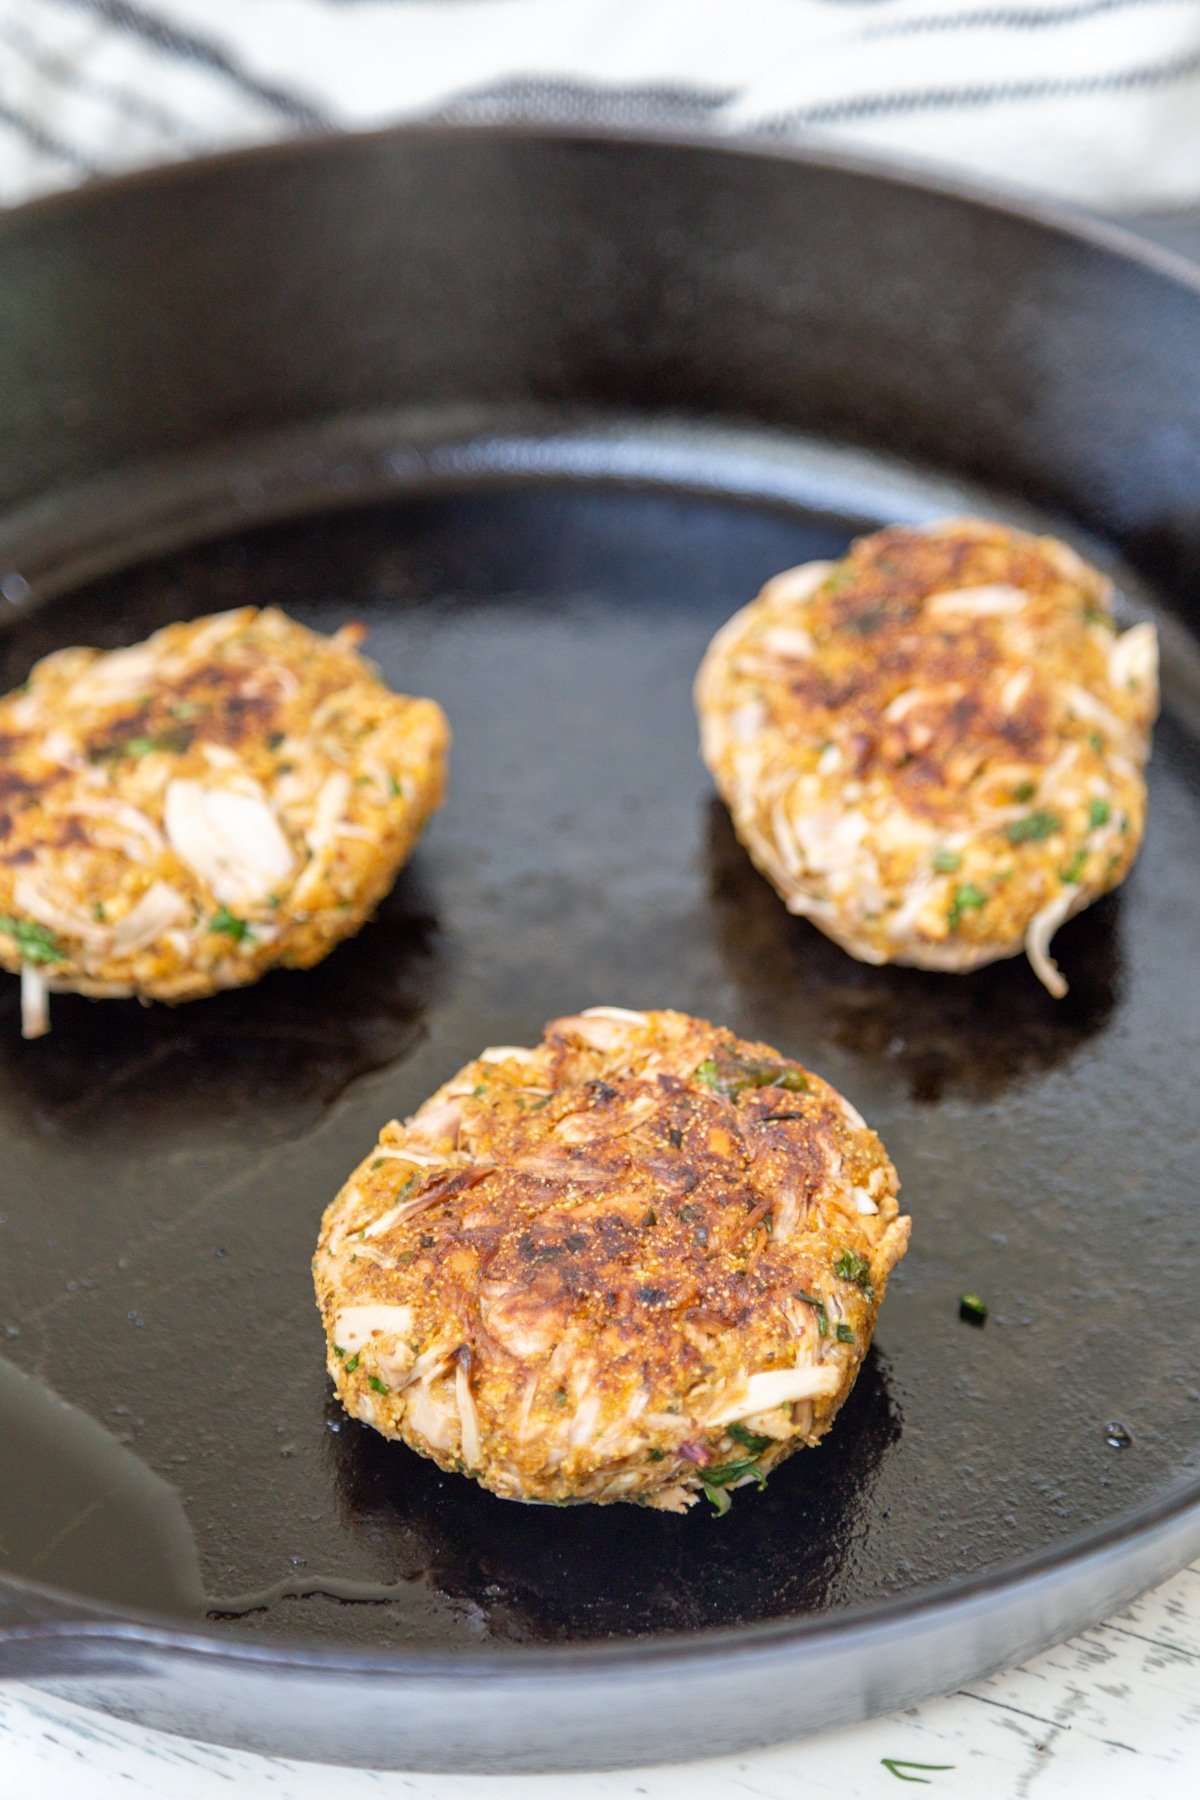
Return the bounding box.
[1,1557,1197,1798]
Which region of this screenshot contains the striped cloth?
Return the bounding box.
[2,0,1200,210]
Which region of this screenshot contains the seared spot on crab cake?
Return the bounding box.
[695,518,1158,996]
[314,1006,909,1511]
[0,607,448,1036]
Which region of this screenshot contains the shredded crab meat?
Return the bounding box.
[455,1354,482,1467]
[108,882,190,956]
[925,583,1028,616]
[759,561,832,606]
[20,966,49,1040]
[709,1363,843,1425]
[12,875,110,946]
[1109,620,1159,696]
[290,771,353,903]
[164,780,295,906]
[332,1304,415,1351]
[1025,887,1078,998]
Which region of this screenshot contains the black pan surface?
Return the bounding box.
[0,127,1198,1769]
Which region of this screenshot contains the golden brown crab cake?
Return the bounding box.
[314,1006,909,1512]
[695,518,1158,995]
[0,606,448,1036]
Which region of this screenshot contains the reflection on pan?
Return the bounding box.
[320,1350,902,1643]
[0,867,445,1143]
[704,801,1118,1103]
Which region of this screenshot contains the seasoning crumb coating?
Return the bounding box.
[315,1007,909,1511]
[0,607,449,1036]
[695,518,1159,995]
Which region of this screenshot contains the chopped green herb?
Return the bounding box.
[947,882,987,933]
[368,1374,390,1395]
[209,905,252,943]
[700,1458,767,1514]
[472,1084,487,1097]
[728,1422,772,1455]
[332,1344,346,1359]
[931,849,962,873]
[1088,797,1111,828]
[795,1288,828,1335]
[881,1759,955,1784]
[1059,849,1087,884]
[388,774,404,798]
[694,1051,808,1101]
[0,916,64,964]
[553,1387,568,1407]
[959,1293,988,1326]
[92,900,107,922]
[1088,730,1104,753]
[266,731,286,750]
[265,891,281,909]
[1005,809,1062,844]
[822,566,855,594]
[647,1447,665,1462]
[833,1248,875,1300]
[836,1322,855,1344]
[393,1173,420,1205]
[1012,780,1036,803]
[343,1353,360,1373]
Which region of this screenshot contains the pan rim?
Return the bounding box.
[1,118,1199,1682]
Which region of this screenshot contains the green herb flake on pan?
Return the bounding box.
[209,905,253,943]
[931,849,961,873]
[367,1375,390,1395]
[343,1353,360,1373]
[1089,797,1111,828]
[959,1293,988,1326]
[836,1322,855,1344]
[947,882,987,933]
[1004,809,1062,845]
[0,917,65,964]
[833,1247,875,1300]
[1059,849,1087,884]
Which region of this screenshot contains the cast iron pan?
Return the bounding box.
[0,126,1199,1773]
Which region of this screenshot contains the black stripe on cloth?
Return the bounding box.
[863,0,1190,39]
[57,0,330,127]
[761,46,1200,128]
[432,75,736,126]
[0,96,98,171]
[0,19,197,143]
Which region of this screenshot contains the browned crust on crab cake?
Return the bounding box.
[0,606,449,1035]
[695,518,1158,995]
[314,1006,908,1511]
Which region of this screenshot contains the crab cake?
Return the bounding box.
[695,519,1158,995]
[0,607,448,1036]
[315,1006,909,1512]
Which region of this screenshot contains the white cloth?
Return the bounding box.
[1,0,1199,211]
